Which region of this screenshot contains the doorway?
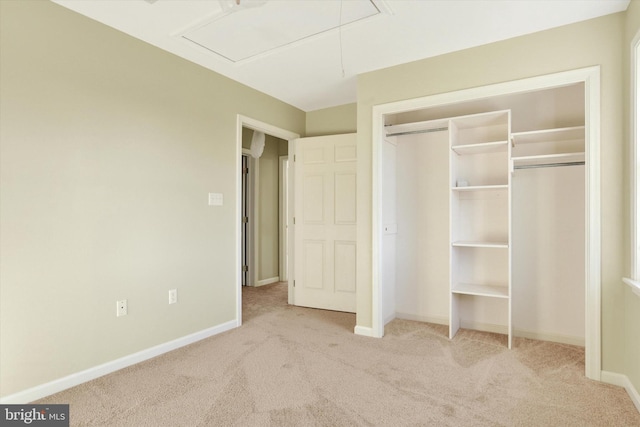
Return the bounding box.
[236,116,300,324]
[371,66,601,380]
[241,127,288,288]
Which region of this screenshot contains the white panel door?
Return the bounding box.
[293,134,357,313]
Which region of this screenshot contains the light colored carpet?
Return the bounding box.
[37,282,640,426]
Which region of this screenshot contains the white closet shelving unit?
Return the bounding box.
[383,108,584,350]
[379,80,590,352]
[449,110,512,348]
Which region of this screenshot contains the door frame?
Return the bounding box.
[241,150,256,287]
[371,66,601,380]
[236,115,299,325]
[629,30,640,284]
[279,155,289,282]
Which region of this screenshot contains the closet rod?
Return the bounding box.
[385,126,449,137]
[513,161,585,170]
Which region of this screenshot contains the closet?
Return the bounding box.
[381,83,586,348]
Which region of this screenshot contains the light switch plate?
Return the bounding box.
[208,193,223,206]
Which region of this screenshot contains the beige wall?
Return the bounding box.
[0,0,304,398]
[242,128,252,150]
[624,0,640,394]
[356,13,626,376]
[306,103,357,136]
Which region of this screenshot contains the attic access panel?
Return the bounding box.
[179,0,381,63]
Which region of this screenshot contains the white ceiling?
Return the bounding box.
[52,0,630,112]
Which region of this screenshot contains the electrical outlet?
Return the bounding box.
[168,289,177,304]
[116,299,127,317]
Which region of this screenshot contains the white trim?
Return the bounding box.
[623,277,640,297]
[459,320,508,336]
[249,158,260,286]
[370,114,384,338]
[279,156,289,282]
[395,312,448,326]
[384,313,396,325]
[513,329,585,347]
[601,371,640,413]
[241,150,255,287]
[354,325,375,337]
[236,115,299,323]
[390,313,584,346]
[631,30,640,281]
[0,320,237,404]
[256,276,280,287]
[288,140,297,305]
[371,66,601,380]
[585,66,602,382]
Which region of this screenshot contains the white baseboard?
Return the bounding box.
[456,319,508,335]
[0,319,238,404]
[623,277,640,297]
[456,320,584,347]
[255,276,280,287]
[389,314,584,346]
[601,370,640,413]
[384,313,396,326]
[395,312,448,326]
[354,325,375,337]
[513,328,584,347]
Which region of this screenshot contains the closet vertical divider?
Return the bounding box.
[448,119,460,341]
[448,110,512,348]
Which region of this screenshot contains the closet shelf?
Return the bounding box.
[512,152,585,168]
[452,241,509,248]
[511,126,584,145]
[452,184,508,192]
[384,118,449,137]
[451,140,508,155]
[451,110,510,129]
[452,283,509,299]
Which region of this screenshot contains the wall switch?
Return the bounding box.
[168,289,177,304]
[208,193,223,206]
[116,299,127,317]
